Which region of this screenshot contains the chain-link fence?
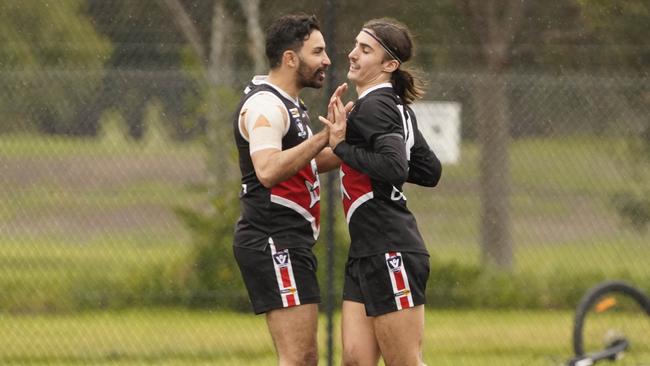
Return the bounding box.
[3,1,649,363]
[1,67,649,363]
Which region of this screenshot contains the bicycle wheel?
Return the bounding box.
[572,280,650,365]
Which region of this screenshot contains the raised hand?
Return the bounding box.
[319,96,348,148]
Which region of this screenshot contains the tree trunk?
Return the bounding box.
[163,0,238,199]
[476,73,512,268]
[205,0,237,199]
[238,0,266,74]
[462,0,524,269]
[162,0,207,66]
[208,0,235,87]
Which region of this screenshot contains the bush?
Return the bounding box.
[424,259,650,310]
[173,189,250,310]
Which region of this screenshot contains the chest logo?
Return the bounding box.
[295,120,307,138]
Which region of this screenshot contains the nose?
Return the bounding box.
[323,51,331,66]
[348,47,358,62]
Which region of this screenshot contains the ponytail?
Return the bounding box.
[391,67,425,104]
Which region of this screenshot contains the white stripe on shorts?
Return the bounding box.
[269,239,300,308]
[385,251,414,310]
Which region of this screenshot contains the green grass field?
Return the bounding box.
[0,308,648,365]
[0,309,578,365]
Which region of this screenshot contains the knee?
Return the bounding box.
[281,345,318,366]
[341,351,365,366]
[302,346,318,366]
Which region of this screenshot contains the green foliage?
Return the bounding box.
[577,0,650,72]
[173,190,249,309]
[612,192,650,232]
[427,259,648,310]
[611,123,650,232]
[0,1,112,134]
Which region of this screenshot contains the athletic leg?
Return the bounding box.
[374,305,425,366]
[266,303,319,366]
[341,300,381,366]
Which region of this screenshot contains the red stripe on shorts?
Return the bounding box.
[400,296,410,309]
[393,270,406,290]
[280,267,291,288]
[286,294,296,307]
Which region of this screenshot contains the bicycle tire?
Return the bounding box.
[573,280,650,357]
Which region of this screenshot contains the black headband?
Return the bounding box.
[362,28,403,65]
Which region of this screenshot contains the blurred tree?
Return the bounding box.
[83,0,201,139]
[575,0,650,231]
[163,0,260,307]
[0,0,111,134]
[577,0,649,73]
[163,0,250,197]
[239,0,266,74]
[459,0,526,270]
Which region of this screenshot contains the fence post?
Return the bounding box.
[323,2,337,365]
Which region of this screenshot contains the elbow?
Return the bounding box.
[387,160,409,186]
[425,159,443,187]
[410,159,442,187]
[256,170,278,188]
[258,177,275,189]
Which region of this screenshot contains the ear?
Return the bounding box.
[382,59,400,73]
[282,50,299,69]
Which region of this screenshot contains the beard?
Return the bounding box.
[297,58,327,89]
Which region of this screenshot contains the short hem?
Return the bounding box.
[342,296,364,304]
[253,296,321,315]
[366,301,426,317]
[347,249,430,259]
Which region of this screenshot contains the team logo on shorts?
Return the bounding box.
[386,255,402,271]
[273,251,290,267]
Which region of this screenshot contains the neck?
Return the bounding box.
[267,69,300,100]
[355,74,392,97]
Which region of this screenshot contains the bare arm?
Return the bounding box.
[252,129,329,188]
[315,147,341,173]
[242,91,329,188]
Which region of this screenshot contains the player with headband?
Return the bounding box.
[320,18,442,366]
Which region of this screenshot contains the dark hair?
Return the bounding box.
[362,18,425,104]
[265,14,321,69]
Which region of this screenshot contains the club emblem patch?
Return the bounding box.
[273,251,290,267]
[295,120,307,138]
[386,255,402,272]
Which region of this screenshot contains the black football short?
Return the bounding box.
[233,241,320,314]
[343,251,429,317]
